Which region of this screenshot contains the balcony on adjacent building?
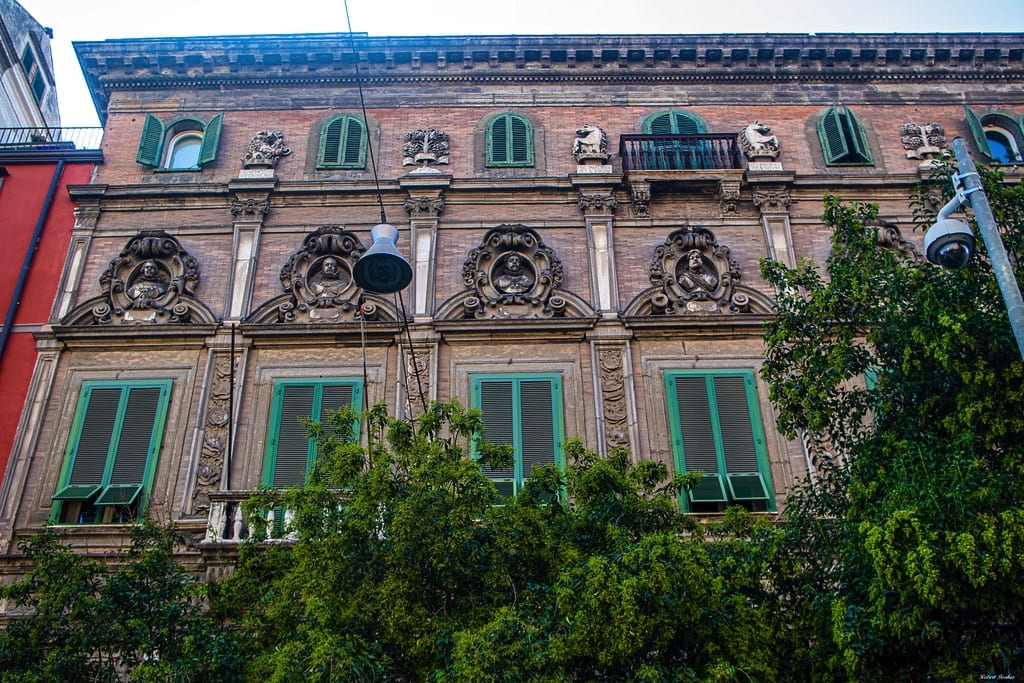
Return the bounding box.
[618,133,745,217]
[0,127,104,161]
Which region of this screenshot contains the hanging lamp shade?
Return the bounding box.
[353,223,413,294]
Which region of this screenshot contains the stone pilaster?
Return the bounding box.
[227,176,275,320]
[400,171,451,322]
[55,194,103,321]
[748,170,797,269]
[184,328,248,516]
[573,171,622,320]
[587,325,638,457]
[396,329,439,420]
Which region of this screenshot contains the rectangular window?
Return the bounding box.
[471,373,564,497]
[262,378,363,488]
[52,380,172,524]
[20,44,46,105]
[665,370,775,513]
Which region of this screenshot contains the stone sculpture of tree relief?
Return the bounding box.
[403,129,450,167]
[247,225,402,324]
[62,230,215,325]
[598,347,630,449]
[191,353,236,513]
[436,224,596,320]
[242,131,291,168]
[623,226,774,316]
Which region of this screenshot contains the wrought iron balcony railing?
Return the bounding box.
[0,126,103,151]
[619,133,743,172]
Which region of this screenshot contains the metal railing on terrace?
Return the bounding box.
[0,126,103,151]
[619,133,743,172]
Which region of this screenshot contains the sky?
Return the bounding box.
[15,0,1024,127]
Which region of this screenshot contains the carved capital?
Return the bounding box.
[230,198,271,217]
[629,180,651,218]
[718,180,741,215]
[752,189,792,212]
[577,192,618,215]
[73,203,101,230]
[404,193,446,218]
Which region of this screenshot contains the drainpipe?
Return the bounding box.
[0,160,64,363]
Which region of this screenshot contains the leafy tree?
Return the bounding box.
[213,400,780,682]
[0,522,243,682]
[760,166,1024,680]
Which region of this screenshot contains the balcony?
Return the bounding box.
[618,133,745,217]
[0,127,104,161]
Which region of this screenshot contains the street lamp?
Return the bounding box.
[924,137,1024,361]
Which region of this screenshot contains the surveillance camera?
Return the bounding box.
[924,218,976,270]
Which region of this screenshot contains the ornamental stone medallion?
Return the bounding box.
[437,224,594,320]
[62,230,214,325]
[247,225,401,324]
[624,226,773,316]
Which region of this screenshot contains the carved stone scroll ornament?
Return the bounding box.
[900,122,946,161]
[738,121,780,162]
[246,225,402,324]
[598,347,630,449]
[230,198,271,217]
[752,189,792,213]
[403,129,450,167]
[623,226,774,316]
[864,218,924,263]
[242,131,292,168]
[436,224,595,320]
[191,353,236,513]
[577,192,618,215]
[572,123,609,163]
[62,230,214,325]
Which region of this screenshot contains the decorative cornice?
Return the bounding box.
[75,33,1024,122]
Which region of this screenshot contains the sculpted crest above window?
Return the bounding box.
[247,225,402,324]
[62,230,213,325]
[623,226,774,317]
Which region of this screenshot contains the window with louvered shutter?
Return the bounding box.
[473,374,563,496]
[665,370,773,512]
[318,115,367,169]
[486,113,534,167]
[52,381,171,523]
[264,379,363,488]
[818,105,873,165]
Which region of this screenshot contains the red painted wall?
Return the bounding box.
[0,161,93,480]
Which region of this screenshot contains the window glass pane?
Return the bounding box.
[166,134,202,168]
[986,131,1014,163]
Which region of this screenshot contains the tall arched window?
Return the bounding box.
[486,113,534,167]
[817,105,873,166]
[318,115,367,169]
[965,106,1024,164]
[136,114,223,171]
[641,110,710,169]
[642,110,706,135]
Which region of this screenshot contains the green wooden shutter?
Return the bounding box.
[510,116,532,165]
[96,387,161,505]
[646,113,673,134]
[136,114,165,166]
[519,379,555,479]
[964,105,995,161]
[843,107,872,164]
[478,380,515,489]
[673,376,727,503]
[342,117,366,166]
[819,106,849,164]
[197,113,222,166]
[489,115,509,165]
[673,112,703,134]
[58,387,121,499]
[272,385,316,488]
[321,118,344,166]
[713,377,769,502]
[319,383,354,439]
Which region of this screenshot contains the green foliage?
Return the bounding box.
[0,522,243,682]
[761,165,1024,680]
[214,400,779,681]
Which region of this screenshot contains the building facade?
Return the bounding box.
[0,0,59,128]
[1,32,1022,571]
